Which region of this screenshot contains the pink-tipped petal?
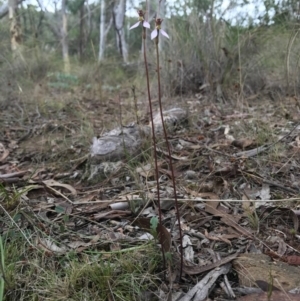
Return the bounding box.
[160,29,169,39]
[129,21,141,30]
[143,21,150,28]
[151,29,158,39]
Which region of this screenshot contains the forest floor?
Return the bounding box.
[1,83,300,301]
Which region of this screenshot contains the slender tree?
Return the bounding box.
[78,2,85,60]
[0,0,24,18]
[61,0,70,72]
[112,0,128,63]
[99,0,106,61]
[8,0,22,56]
[158,0,166,51]
[99,0,113,62]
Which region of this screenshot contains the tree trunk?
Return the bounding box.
[8,0,22,56]
[99,0,113,62]
[159,0,166,52]
[79,3,85,61]
[113,0,128,63]
[86,0,91,45]
[61,0,70,73]
[0,0,24,19]
[21,2,27,36]
[99,0,106,61]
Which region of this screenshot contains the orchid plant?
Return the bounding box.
[129,1,183,280]
[151,18,169,40]
[129,10,150,30]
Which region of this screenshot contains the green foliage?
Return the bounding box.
[165,252,172,263]
[0,236,5,301]
[67,0,85,14]
[169,0,211,16]
[47,72,79,90]
[150,216,159,239]
[0,0,298,93]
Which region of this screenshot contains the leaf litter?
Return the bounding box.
[1,94,300,300]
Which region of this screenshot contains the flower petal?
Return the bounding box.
[160,29,169,39]
[129,21,141,30]
[143,21,150,28]
[151,29,158,40]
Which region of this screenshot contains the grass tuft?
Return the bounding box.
[3,235,162,301]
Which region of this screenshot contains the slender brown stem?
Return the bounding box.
[154,34,183,278]
[142,26,166,270]
[131,85,139,124]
